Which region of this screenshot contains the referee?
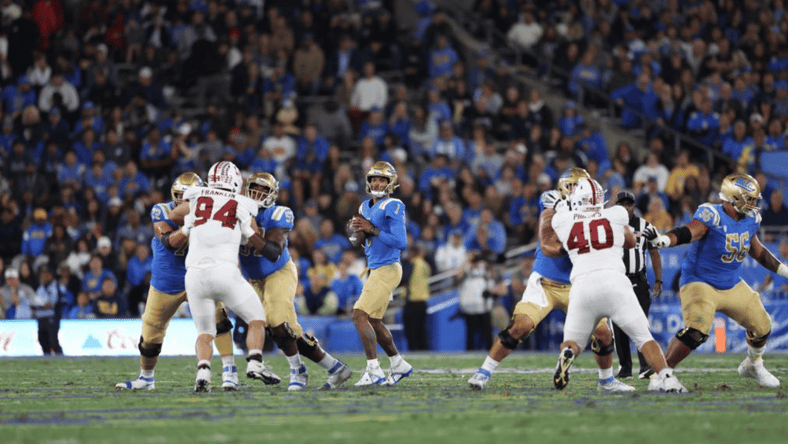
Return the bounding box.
[613,191,663,379]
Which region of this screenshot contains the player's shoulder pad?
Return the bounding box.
[380,198,406,219]
[270,205,295,227]
[694,203,721,228]
[609,205,629,223]
[150,202,172,223]
[183,186,200,200]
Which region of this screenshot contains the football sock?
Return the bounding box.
[197,360,211,370]
[318,353,338,371]
[247,349,263,362]
[658,368,673,379]
[480,356,499,373]
[748,344,765,361]
[286,353,303,369]
[221,356,235,368]
[598,367,613,380]
[389,353,403,369]
[367,359,381,370]
[140,369,154,379]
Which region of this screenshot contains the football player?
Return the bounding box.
[116,172,242,391]
[645,173,788,388]
[239,172,352,391]
[468,168,634,391]
[176,161,280,392]
[349,161,413,386]
[550,178,687,393]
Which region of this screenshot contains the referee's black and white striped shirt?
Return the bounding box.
[624,216,652,276]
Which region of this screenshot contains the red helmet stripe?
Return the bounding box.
[588,179,596,205]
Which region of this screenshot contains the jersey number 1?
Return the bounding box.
[567,219,613,254]
[193,196,238,229]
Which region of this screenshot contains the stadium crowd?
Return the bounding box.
[0,0,786,333]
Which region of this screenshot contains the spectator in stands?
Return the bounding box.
[765,119,786,151]
[722,120,754,163]
[1,268,32,319]
[293,33,325,96]
[611,73,652,129]
[428,33,459,84]
[330,258,363,315]
[350,61,388,123]
[408,104,438,160]
[124,242,151,317]
[435,229,467,273]
[66,290,95,319]
[418,154,453,199]
[314,219,351,265]
[262,121,296,179]
[325,33,364,92]
[358,106,389,147]
[429,119,465,165]
[44,224,72,270]
[643,196,673,231]
[506,10,542,53]
[82,254,117,298]
[569,50,603,104]
[686,97,721,149]
[557,100,584,137]
[38,70,79,114]
[1,75,36,119]
[21,207,52,259]
[303,249,338,316]
[665,150,700,203]
[759,240,788,293]
[94,276,122,318]
[762,190,788,228]
[633,152,670,193]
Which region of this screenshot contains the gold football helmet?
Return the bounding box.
[365,161,399,198]
[558,167,591,197]
[171,172,204,204]
[719,173,761,214]
[245,172,279,208]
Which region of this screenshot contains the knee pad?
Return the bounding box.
[270,322,297,350]
[138,336,162,358]
[747,330,771,344]
[675,327,709,350]
[216,316,234,336]
[590,337,614,356]
[296,333,320,357]
[498,329,520,350]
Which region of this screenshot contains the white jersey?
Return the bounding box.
[183,186,258,269]
[551,206,629,282]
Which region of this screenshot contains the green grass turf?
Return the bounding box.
[0,352,786,444]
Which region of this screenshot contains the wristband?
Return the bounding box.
[655,280,662,284]
[371,227,380,236]
[778,263,788,278]
[181,225,190,236]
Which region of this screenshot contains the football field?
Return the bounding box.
[1,352,786,444]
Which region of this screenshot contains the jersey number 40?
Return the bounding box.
[567,219,613,254]
[193,196,238,229]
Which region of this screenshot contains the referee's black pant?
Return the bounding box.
[613,272,651,375]
[37,316,63,355]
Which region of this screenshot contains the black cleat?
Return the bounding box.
[554,347,575,390]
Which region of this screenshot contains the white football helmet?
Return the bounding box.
[207,161,243,193]
[570,178,605,211]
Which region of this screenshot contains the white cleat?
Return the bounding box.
[116,375,155,390]
[468,369,491,391]
[222,365,239,391]
[382,361,413,387]
[598,377,635,392]
[354,367,386,386]
[738,357,780,388]
[194,368,212,393]
[288,364,308,391]
[321,361,352,390]
[661,373,689,393]
[246,360,282,385]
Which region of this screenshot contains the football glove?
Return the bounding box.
[238,210,256,238]
[540,190,562,210]
[642,226,670,248]
[182,213,196,236]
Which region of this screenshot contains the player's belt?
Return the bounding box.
[540,277,570,289]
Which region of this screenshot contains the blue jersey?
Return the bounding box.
[680,203,761,290]
[239,206,294,279]
[150,202,188,294]
[532,191,573,284]
[359,197,408,269]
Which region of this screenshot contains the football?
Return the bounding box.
[346,216,366,247]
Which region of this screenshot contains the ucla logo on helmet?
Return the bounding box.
[735,177,755,192]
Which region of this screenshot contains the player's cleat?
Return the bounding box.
[468,369,491,391]
[738,357,780,388]
[194,368,211,393]
[553,347,575,390]
[246,360,282,385]
[115,375,155,391]
[639,368,655,379]
[354,367,386,386]
[288,364,308,391]
[598,376,635,392]
[647,376,663,392]
[222,365,239,391]
[321,361,353,390]
[382,361,413,387]
[616,367,632,379]
[660,374,689,393]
